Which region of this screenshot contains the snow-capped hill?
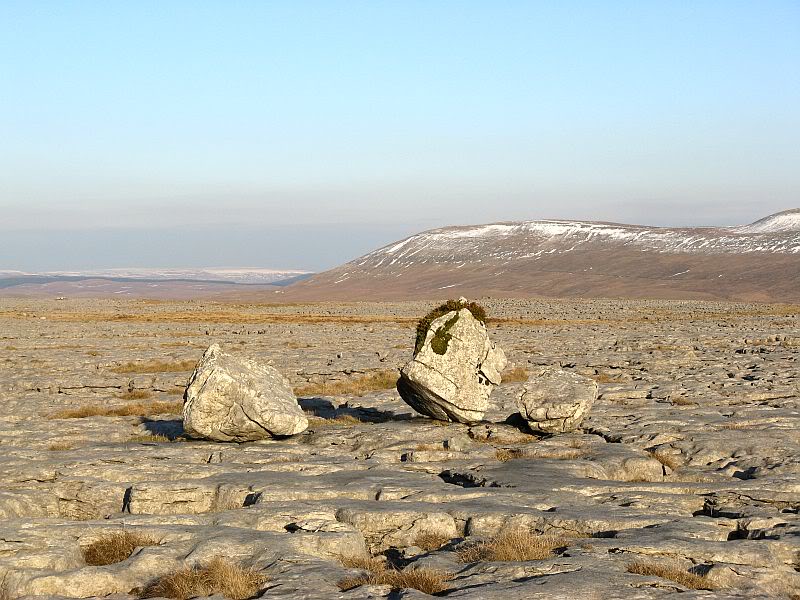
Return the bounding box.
[733,209,800,234]
[361,211,800,266]
[286,210,800,302]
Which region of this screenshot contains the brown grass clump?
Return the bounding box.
[338,555,387,572]
[532,447,588,460]
[414,443,443,451]
[670,396,697,406]
[307,414,363,428]
[47,442,73,451]
[591,372,623,383]
[338,568,452,595]
[285,340,313,349]
[470,429,537,445]
[49,400,183,419]
[294,369,398,397]
[501,366,529,383]
[119,390,152,400]
[111,359,196,374]
[626,562,715,590]
[130,433,173,443]
[83,531,159,566]
[414,531,451,551]
[458,530,567,563]
[495,448,524,462]
[337,554,451,594]
[141,557,268,600]
[415,299,487,355]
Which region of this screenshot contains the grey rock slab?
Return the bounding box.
[517,367,598,434]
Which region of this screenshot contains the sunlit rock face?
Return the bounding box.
[183,343,308,441]
[397,308,507,423]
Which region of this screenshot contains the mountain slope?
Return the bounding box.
[284,210,800,302]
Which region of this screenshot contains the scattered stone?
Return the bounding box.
[516,367,597,433]
[183,343,308,441]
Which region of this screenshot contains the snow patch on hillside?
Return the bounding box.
[733,209,800,233]
[362,210,800,268]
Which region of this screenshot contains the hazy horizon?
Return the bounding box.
[2,1,798,271]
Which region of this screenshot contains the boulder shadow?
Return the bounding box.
[299,396,412,423]
[502,412,535,433]
[298,397,337,418]
[140,417,185,440]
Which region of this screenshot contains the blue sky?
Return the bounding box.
[1,1,798,270]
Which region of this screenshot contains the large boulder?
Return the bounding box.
[517,367,597,434]
[183,344,308,441]
[397,308,507,423]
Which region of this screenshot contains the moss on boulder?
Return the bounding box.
[414,299,487,355]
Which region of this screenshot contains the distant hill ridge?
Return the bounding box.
[284,210,800,302]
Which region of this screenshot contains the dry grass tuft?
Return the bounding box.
[83,531,159,566]
[458,530,567,563]
[670,396,697,406]
[414,443,443,451]
[141,557,268,600]
[626,562,715,590]
[495,448,524,462]
[47,442,73,451]
[307,414,363,428]
[592,372,623,383]
[285,340,313,349]
[49,400,183,419]
[130,433,173,443]
[111,359,196,374]
[294,370,398,397]
[337,554,452,594]
[532,447,588,460]
[414,531,451,552]
[338,567,451,595]
[501,366,529,383]
[119,390,152,400]
[470,429,537,445]
[336,575,372,592]
[338,555,387,572]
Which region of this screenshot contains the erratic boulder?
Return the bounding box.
[517,367,597,434]
[183,343,308,441]
[397,308,507,423]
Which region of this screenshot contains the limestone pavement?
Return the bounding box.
[0,297,797,598]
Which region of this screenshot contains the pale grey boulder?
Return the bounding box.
[397,308,507,423]
[517,367,597,434]
[183,343,308,441]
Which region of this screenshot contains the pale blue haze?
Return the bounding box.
[1,1,798,270]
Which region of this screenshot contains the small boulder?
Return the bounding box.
[183,344,308,441]
[397,308,507,423]
[517,367,597,434]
